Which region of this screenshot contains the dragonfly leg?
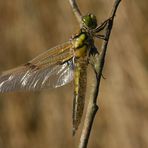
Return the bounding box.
[88,46,99,57]
[94,34,106,40]
[94,17,112,33]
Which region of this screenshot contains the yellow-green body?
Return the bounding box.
[73,60,87,135]
[72,32,89,135]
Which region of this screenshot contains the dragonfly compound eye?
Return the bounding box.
[82,14,97,29]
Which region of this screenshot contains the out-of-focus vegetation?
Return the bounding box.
[0,0,147,148]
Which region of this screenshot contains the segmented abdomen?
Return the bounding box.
[73,60,87,135]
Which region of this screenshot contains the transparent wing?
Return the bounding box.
[0,42,74,93]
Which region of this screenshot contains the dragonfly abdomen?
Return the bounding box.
[73,60,87,135]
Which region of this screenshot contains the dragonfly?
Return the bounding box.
[0,14,109,135]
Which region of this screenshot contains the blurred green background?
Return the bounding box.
[0,0,148,148]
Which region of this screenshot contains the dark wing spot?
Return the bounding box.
[24,62,39,70]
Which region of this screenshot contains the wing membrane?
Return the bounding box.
[0,42,74,93]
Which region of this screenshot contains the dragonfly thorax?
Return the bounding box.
[72,32,89,58]
[74,33,87,49]
[82,14,97,29]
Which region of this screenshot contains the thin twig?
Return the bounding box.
[69,0,82,26]
[79,0,122,148]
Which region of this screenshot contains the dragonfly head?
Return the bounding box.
[82,14,97,29]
